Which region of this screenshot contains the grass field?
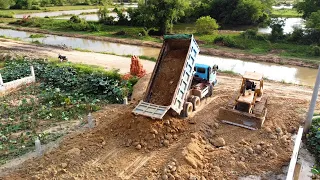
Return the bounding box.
[271,8,302,18]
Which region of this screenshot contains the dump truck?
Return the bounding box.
[218,72,268,130]
[132,34,218,119]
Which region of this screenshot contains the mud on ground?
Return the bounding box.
[0,75,317,180]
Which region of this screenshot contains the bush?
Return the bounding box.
[241,29,258,39]
[214,35,240,48]
[195,16,219,35]
[307,117,320,168]
[310,45,320,56]
[69,15,82,23]
[287,27,304,43]
[31,5,40,10]
[269,18,285,41]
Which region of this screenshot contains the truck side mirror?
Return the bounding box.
[213,65,219,70]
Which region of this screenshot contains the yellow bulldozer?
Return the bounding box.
[218,72,268,130]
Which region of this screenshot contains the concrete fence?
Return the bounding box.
[0,66,36,96]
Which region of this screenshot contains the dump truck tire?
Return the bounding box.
[183,102,193,117]
[191,96,200,111]
[207,84,213,97]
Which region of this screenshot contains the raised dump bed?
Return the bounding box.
[132,34,200,119]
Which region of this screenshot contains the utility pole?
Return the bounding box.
[304,64,320,134]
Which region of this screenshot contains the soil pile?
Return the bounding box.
[149,49,188,106]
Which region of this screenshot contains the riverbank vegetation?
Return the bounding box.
[7,15,320,60]
[0,56,138,164]
[307,115,320,175]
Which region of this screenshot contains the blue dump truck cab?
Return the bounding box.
[194,60,218,85]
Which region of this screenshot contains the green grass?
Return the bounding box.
[271,8,302,18]
[0,18,16,24]
[218,70,239,76]
[0,12,14,18]
[29,34,46,38]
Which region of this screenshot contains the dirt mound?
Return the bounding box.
[131,73,151,101]
[149,50,188,106]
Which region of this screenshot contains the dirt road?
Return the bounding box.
[0,39,318,179]
[0,38,155,74]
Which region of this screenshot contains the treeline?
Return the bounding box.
[124,0,274,34]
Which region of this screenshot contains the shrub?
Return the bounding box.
[31,5,40,10]
[214,35,239,48]
[269,18,285,41]
[310,45,320,56]
[69,15,82,23]
[307,117,320,168]
[195,16,219,35]
[241,29,258,39]
[287,27,304,43]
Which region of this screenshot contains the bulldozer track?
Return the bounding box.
[91,147,123,165]
[117,153,155,180]
[253,96,268,117]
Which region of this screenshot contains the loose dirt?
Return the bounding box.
[149,50,188,106]
[1,74,319,180]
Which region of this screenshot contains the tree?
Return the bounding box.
[306,10,320,30]
[39,0,50,7]
[230,0,267,25]
[195,16,219,34]
[0,0,15,9]
[12,0,33,9]
[296,0,320,19]
[269,18,285,41]
[51,0,64,6]
[128,0,188,34]
[208,0,270,25]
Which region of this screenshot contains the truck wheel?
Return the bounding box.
[183,102,193,117]
[191,96,200,111]
[207,84,213,97]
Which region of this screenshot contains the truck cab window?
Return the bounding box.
[197,67,206,74]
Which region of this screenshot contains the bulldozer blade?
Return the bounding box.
[218,107,267,130]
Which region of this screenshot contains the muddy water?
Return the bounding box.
[0,28,318,86]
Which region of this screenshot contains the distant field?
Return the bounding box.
[0,5,108,14]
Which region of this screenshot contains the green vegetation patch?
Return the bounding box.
[0,12,14,18]
[29,34,46,38]
[271,9,302,18]
[0,58,138,164]
[307,116,320,174]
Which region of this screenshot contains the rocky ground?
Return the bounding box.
[0,73,318,180]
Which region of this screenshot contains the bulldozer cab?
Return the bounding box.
[236,72,264,113]
[239,72,263,98]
